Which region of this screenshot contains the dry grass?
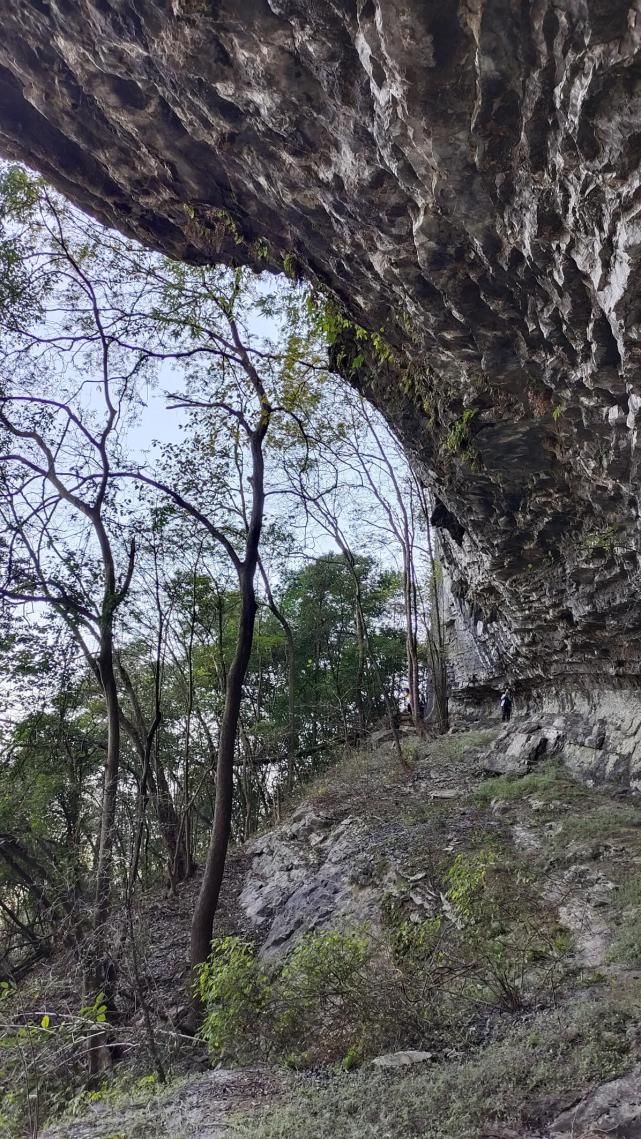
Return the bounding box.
[231,981,641,1139]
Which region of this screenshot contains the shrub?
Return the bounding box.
[608,874,641,966]
[197,851,572,1070]
[443,850,571,1011]
[385,846,571,1016]
[196,930,432,1068]
[0,982,117,1137]
[445,408,477,454]
[275,930,374,1064]
[230,986,639,1139]
[196,937,271,1062]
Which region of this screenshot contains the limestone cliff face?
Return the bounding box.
[2,1,641,683]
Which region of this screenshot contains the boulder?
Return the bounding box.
[550,1065,641,1138]
[484,726,549,777]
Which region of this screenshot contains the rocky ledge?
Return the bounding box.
[2,3,641,681]
[485,688,641,787]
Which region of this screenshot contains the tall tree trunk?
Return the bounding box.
[94,631,120,939]
[190,371,268,973]
[258,559,298,794]
[190,567,257,969]
[354,599,366,734]
[403,561,421,729]
[424,513,449,734]
[118,657,190,885]
[85,627,121,1081]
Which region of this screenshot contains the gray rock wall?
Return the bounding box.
[486,687,641,789]
[2,3,641,683]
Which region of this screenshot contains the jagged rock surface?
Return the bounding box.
[485,696,641,786]
[2,3,641,681]
[31,726,641,1136]
[550,1065,641,1138]
[240,806,390,958]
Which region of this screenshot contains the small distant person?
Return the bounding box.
[404,687,412,715]
[500,688,513,723]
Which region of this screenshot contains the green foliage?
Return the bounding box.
[277,553,405,756]
[0,166,41,220]
[210,206,244,246]
[0,986,122,1137]
[197,937,271,1060]
[304,290,393,370]
[610,910,641,966]
[427,728,499,766]
[558,801,641,846]
[444,408,477,454]
[231,985,640,1139]
[389,914,443,962]
[580,524,620,555]
[282,252,300,280]
[0,165,45,320]
[608,875,641,967]
[446,850,497,918]
[252,236,271,261]
[198,842,572,1073]
[197,929,428,1067]
[275,930,372,1062]
[384,844,571,1015]
[80,990,109,1024]
[305,292,367,349]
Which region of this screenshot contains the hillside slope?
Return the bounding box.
[18,721,641,1138]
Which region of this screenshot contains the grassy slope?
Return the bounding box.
[230,729,641,1138]
[15,725,641,1139]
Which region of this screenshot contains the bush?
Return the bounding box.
[196,930,428,1068]
[275,930,373,1064]
[385,847,571,1015]
[0,983,115,1137]
[197,849,571,1070]
[609,874,641,966]
[230,986,639,1139]
[196,937,271,1062]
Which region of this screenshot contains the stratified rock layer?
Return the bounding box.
[2,1,641,681]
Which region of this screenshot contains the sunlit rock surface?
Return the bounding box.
[2,2,641,683]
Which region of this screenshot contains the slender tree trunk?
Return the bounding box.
[155,752,191,885]
[424,515,449,734]
[403,561,420,729]
[118,658,190,885]
[258,559,298,794]
[0,897,42,948]
[285,637,297,792]
[354,599,366,734]
[190,568,257,969]
[94,630,120,938]
[85,626,121,1080]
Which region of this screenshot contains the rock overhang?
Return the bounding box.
[2,1,641,680]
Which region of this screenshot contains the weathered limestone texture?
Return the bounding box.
[438,538,503,691]
[2,3,641,681]
[239,805,390,959]
[485,686,641,787]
